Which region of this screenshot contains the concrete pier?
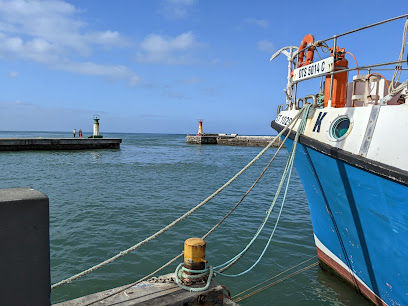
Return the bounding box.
[186,134,283,147]
[55,273,237,306]
[0,137,121,151]
[186,134,219,144]
[218,135,282,147]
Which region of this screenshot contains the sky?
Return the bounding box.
[0,0,407,135]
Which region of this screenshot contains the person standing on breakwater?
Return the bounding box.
[79,129,82,138]
[73,129,76,138]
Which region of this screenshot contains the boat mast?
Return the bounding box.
[270,46,298,105]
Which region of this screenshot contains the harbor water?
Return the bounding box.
[0,131,369,305]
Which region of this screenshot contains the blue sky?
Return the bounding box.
[0,0,407,135]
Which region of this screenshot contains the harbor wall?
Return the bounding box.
[186,135,283,147]
[0,138,121,151]
[218,135,282,147]
[186,135,218,144]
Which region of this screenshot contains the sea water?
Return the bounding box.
[0,132,368,305]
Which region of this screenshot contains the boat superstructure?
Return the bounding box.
[271,15,408,306]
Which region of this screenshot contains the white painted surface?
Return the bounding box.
[292,57,334,82]
[93,123,100,136]
[275,104,408,171]
[366,104,408,169]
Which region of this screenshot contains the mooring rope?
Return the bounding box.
[210,128,293,274]
[213,104,311,277]
[175,263,214,292]
[233,261,319,303]
[389,18,408,94]
[214,147,295,277]
[231,255,317,299]
[51,108,306,290]
[81,125,296,305]
[203,125,293,241]
[174,104,311,289]
[216,133,296,275]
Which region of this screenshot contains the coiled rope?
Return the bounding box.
[51,106,307,290]
[175,263,214,292]
[174,104,311,290]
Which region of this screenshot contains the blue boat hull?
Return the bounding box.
[285,137,408,306]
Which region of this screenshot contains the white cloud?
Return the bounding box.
[245,18,269,29]
[0,0,88,54]
[85,30,129,49]
[56,61,141,87]
[137,32,196,64]
[0,33,59,62]
[160,0,198,19]
[258,40,274,53]
[0,0,139,85]
[8,71,18,78]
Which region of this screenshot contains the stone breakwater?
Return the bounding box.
[0,138,121,151]
[186,134,283,147]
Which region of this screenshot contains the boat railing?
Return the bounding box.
[320,14,408,42]
[283,14,408,108]
[292,60,407,85]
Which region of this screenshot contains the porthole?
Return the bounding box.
[330,116,351,141]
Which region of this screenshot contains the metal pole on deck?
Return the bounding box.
[328,36,337,108]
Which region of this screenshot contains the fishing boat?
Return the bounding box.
[270,15,408,305]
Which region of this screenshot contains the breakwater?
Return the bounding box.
[0,137,121,151]
[186,134,283,147]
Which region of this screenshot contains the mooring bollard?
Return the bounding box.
[184,237,206,271]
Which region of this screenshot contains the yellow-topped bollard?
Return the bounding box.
[184,237,206,271]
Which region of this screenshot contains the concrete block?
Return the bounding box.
[0,187,50,305]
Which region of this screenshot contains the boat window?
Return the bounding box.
[331,116,351,140]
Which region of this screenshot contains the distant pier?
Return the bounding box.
[187,120,282,147]
[186,134,283,147]
[0,138,121,151]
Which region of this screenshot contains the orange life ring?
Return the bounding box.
[297,34,315,68]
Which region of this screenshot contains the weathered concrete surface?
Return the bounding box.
[186,135,283,147]
[55,273,238,306]
[186,135,218,144]
[0,187,50,305]
[217,135,282,147]
[0,138,121,151]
